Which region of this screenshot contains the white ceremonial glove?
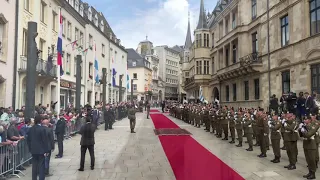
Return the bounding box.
[301,127,306,133]
[268,121,272,127]
[264,133,268,136]
[299,123,304,129]
[282,119,286,124]
[284,123,288,127]
[235,118,237,121]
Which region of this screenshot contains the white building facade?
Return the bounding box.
[14,0,127,110]
[0,0,16,107]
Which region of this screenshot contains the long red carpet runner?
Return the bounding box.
[150,113,244,180]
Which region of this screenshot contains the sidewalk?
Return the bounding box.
[12,112,175,180]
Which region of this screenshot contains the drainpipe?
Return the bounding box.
[12,0,19,110]
[267,0,271,109]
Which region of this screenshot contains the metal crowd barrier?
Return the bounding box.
[0,139,32,179]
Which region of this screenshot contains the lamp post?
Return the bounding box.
[131,78,137,104]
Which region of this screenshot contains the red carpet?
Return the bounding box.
[150,114,179,129]
[150,109,160,112]
[150,114,244,180]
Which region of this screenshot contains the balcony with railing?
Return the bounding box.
[217,52,262,81]
[19,56,57,77]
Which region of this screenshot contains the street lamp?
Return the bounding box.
[131,78,138,104]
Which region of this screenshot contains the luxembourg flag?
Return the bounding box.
[57,10,63,76]
[199,86,204,102]
[94,44,99,83]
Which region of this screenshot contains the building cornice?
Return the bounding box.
[59,0,87,27]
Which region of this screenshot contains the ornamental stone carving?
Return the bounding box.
[22,12,32,29]
[38,23,47,39]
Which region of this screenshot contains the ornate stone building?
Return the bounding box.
[182,0,320,109]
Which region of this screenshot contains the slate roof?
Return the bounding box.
[196,0,208,29]
[184,13,192,50]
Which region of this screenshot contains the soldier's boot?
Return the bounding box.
[281,145,286,150]
[236,141,242,147]
[273,158,280,163]
[246,146,253,151]
[229,138,235,144]
[287,164,296,170]
[254,143,260,146]
[257,153,267,158]
[303,171,311,178]
[222,136,228,140]
[284,164,291,168]
[131,129,136,133]
[307,172,316,179]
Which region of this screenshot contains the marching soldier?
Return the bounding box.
[269,114,282,163]
[243,112,253,151]
[283,113,299,170]
[253,109,260,146]
[228,110,236,144]
[299,118,319,179]
[235,111,243,147]
[280,112,287,150]
[146,101,151,119]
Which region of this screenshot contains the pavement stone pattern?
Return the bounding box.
[10,110,320,180]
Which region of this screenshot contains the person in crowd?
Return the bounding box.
[55,113,65,159]
[305,92,316,115]
[42,117,54,177]
[92,105,100,130]
[296,92,306,122]
[27,115,49,180]
[269,94,279,115]
[78,116,95,171]
[161,100,166,113]
[0,121,14,179]
[128,105,136,133]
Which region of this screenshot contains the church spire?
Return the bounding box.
[196,0,208,29]
[184,11,192,50]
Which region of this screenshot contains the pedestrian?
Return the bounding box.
[128,105,136,133]
[78,116,95,171]
[42,117,55,177]
[27,115,49,180]
[55,113,66,158]
[146,101,151,119]
[103,105,114,130]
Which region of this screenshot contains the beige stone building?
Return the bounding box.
[182,0,320,109]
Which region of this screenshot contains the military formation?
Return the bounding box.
[168,103,320,179]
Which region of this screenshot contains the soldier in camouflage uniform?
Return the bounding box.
[228,110,236,144]
[220,107,229,140]
[235,111,243,147]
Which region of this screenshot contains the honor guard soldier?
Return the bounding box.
[220,107,229,140]
[283,113,299,170]
[203,107,210,132]
[243,112,254,151]
[228,110,236,144]
[210,109,216,134]
[269,114,282,163]
[256,110,269,158]
[235,111,243,147]
[299,118,319,179]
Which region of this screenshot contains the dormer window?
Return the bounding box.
[94,14,98,26]
[69,0,74,7]
[88,7,92,21]
[79,4,84,16]
[100,21,104,31]
[75,0,79,11]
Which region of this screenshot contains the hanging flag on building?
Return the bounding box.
[112,68,117,87]
[94,59,99,83]
[199,86,204,102]
[57,11,64,76]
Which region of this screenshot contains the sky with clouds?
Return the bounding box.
[86,0,218,48]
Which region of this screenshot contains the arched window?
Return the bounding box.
[79,4,84,16]
[88,7,92,21]
[100,21,104,31]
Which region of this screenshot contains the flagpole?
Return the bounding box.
[92,41,95,106]
[56,7,61,115]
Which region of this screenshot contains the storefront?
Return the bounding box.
[60,80,76,109]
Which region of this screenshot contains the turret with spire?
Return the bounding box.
[196,0,208,30]
[184,11,192,50]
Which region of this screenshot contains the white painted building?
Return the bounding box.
[0,0,16,107]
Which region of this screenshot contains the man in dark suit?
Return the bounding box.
[42,117,55,177]
[161,100,165,113]
[103,105,114,130]
[27,115,49,180]
[78,116,95,171]
[55,113,66,158]
[305,92,316,115]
